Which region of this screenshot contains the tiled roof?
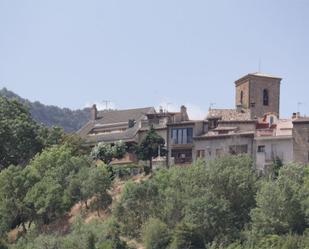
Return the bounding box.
[207,109,251,121]
[96,107,155,125]
[78,107,156,143]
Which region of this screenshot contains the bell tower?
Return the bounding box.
[235,73,281,119]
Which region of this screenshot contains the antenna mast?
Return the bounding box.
[102,100,111,110]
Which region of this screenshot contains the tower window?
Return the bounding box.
[263,89,269,106]
[240,91,244,105]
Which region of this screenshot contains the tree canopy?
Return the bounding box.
[136,127,165,171]
[0,97,43,169]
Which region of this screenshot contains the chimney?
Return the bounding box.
[91,104,98,120]
[236,104,243,113]
[292,112,301,119]
[180,105,189,121]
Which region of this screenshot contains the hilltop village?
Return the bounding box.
[78,72,309,172]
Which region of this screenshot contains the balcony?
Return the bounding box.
[256,129,276,137]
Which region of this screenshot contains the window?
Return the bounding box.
[171,149,192,164]
[257,145,265,153]
[177,129,182,145]
[240,91,244,105]
[229,145,248,155]
[209,118,219,129]
[171,128,193,144]
[197,150,205,159]
[263,89,269,106]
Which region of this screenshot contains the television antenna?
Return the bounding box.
[209,102,216,110]
[102,100,111,110]
[166,102,172,112]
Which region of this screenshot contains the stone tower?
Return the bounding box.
[235,72,281,119]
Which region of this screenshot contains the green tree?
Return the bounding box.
[114,180,160,238]
[24,145,91,226]
[136,127,165,172]
[0,165,31,234]
[38,125,65,148]
[88,164,113,216]
[25,176,64,226]
[170,222,205,249]
[0,97,43,169]
[251,164,306,236]
[143,218,171,249]
[91,141,126,165]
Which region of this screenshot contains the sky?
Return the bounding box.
[0,0,309,119]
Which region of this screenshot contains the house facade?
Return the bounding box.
[78,72,309,170]
[191,73,309,171]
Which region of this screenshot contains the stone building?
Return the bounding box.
[292,117,309,164]
[192,72,309,171]
[235,72,281,119]
[77,105,156,164]
[77,72,309,170]
[78,104,197,166]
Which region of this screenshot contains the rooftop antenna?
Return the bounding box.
[166,102,172,112]
[297,102,303,113]
[102,100,111,110]
[209,102,216,110]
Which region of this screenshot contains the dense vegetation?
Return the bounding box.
[0,95,309,248]
[115,158,309,249]
[0,88,90,132]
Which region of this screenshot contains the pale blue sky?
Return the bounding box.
[0,0,308,119]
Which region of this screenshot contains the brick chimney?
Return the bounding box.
[91,104,98,120]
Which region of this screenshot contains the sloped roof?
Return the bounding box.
[96,107,155,125]
[77,107,156,143]
[207,109,251,121]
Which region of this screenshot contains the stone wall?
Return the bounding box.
[194,135,254,161]
[249,77,281,118]
[293,121,309,164]
[235,80,250,108]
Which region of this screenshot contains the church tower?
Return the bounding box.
[235,72,281,119]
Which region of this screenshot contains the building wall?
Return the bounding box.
[235,81,250,108]
[194,136,254,161]
[293,122,309,164]
[254,137,293,171]
[249,77,281,118]
[218,121,256,132]
[194,121,205,136]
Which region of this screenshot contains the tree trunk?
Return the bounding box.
[85,200,89,209]
[97,209,100,217]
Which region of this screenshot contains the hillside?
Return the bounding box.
[0,88,91,133]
